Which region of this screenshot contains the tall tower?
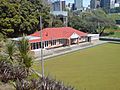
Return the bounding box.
[52,0,66,11]
[74,0,83,10]
[90,0,100,9]
[100,0,115,12]
[115,0,120,3]
[110,0,115,8]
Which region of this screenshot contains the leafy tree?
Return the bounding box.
[108,13,120,22]
[6,41,16,61]
[68,9,115,35]
[90,9,115,35]
[68,11,97,33]
[0,0,51,37]
[0,37,74,90]
[18,36,33,74]
[52,18,64,27]
[110,7,120,13]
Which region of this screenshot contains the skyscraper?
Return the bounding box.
[115,0,120,3]
[90,0,100,9]
[74,0,83,10]
[100,0,115,12]
[52,0,66,11]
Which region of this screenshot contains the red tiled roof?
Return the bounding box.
[29,27,87,43]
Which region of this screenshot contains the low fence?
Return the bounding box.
[100,37,120,42]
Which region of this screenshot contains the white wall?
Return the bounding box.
[88,34,99,41]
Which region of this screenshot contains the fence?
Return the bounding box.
[100,37,120,42]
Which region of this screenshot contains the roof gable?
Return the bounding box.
[70,32,80,39]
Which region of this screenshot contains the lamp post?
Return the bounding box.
[40,16,44,78]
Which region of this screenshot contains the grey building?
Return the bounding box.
[52,0,66,11]
[72,3,76,10]
[115,0,120,3]
[115,0,120,7]
[90,0,100,9]
[100,0,115,12]
[74,0,83,10]
[51,0,68,27]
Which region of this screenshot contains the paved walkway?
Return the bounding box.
[35,40,108,61]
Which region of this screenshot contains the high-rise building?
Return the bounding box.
[115,0,120,3]
[52,0,66,11]
[90,0,100,9]
[100,0,115,12]
[111,0,116,8]
[74,0,83,10]
[72,3,76,10]
[115,0,120,7]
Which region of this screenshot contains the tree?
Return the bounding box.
[6,41,16,61]
[0,0,51,37]
[68,11,97,33]
[68,9,115,35]
[90,9,115,35]
[0,35,75,90]
[18,36,33,74]
[52,18,64,27]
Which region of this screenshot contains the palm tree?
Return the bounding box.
[6,41,16,61]
[18,35,33,74]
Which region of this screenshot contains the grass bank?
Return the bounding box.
[109,31,120,38]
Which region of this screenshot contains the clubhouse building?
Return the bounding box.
[13,27,91,50]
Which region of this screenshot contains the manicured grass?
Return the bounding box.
[33,43,120,90]
[109,31,120,38]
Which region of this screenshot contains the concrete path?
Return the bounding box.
[35,41,108,61]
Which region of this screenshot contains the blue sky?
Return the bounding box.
[66,0,90,7]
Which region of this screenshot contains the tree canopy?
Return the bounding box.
[68,9,116,35]
[0,0,51,37]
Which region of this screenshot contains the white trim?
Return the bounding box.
[12,36,40,41]
[70,33,80,39]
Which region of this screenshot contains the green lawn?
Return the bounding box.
[109,31,120,38]
[33,43,120,90]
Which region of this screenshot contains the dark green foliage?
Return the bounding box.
[110,7,120,13]
[0,37,74,90]
[0,36,33,81]
[52,19,64,27]
[6,41,15,61]
[18,36,33,69]
[0,33,5,41]
[0,0,51,37]
[68,9,116,35]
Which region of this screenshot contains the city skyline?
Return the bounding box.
[51,0,90,7]
[66,0,90,7]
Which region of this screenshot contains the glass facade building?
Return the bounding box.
[100,0,115,12]
[74,0,83,10]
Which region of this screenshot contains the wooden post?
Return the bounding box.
[40,16,44,78]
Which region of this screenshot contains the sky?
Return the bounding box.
[66,0,90,7]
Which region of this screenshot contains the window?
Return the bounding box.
[33,43,36,49]
[42,42,44,48]
[36,42,39,49]
[45,41,48,47]
[53,40,56,45]
[46,41,48,47]
[39,42,41,48]
[51,41,53,46]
